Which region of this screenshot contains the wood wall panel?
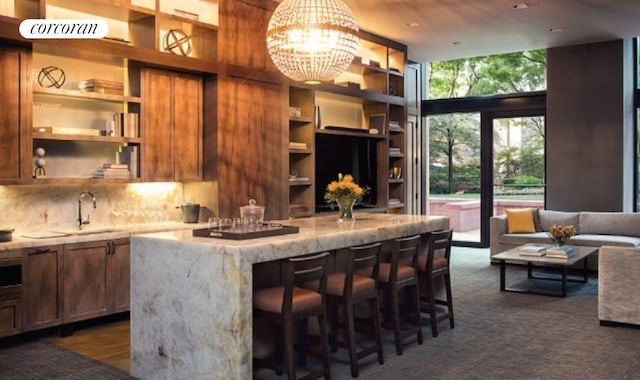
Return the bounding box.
[218,0,280,74]
[216,75,288,219]
[215,0,289,219]
[0,45,31,183]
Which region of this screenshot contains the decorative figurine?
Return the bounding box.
[34,147,46,178]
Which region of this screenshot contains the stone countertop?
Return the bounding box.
[130,213,450,380]
[0,222,208,252]
[132,213,450,265]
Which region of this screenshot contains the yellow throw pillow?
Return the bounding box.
[506,208,536,233]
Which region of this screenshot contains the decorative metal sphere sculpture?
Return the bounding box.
[266,0,359,84]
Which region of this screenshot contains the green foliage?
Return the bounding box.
[430,163,480,194]
[502,175,543,189]
[428,50,546,99]
[428,50,547,194]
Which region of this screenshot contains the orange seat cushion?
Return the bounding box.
[378,263,415,283]
[325,272,376,296]
[417,256,448,272]
[254,286,322,314]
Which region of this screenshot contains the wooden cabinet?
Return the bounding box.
[22,245,63,332]
[62,238,130,322]
[109,239,131,313]
[141,68,202,181]
[0,45,32,184]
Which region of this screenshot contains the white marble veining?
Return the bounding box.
[130,213,449,380]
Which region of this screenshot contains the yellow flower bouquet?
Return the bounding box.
[548,224,576,246]
[324,174,368,221]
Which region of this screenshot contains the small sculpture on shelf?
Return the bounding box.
[33,147,46,178]
[37,65,65,88]
[163,29,192,57]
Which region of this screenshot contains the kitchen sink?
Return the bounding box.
[50,227,124,236]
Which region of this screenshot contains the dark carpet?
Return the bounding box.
[0,340,131,380]
[2,248,639,379]
[259,247,640,379]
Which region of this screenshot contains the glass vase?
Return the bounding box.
[336,197,355,222]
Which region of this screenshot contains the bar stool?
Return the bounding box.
[325,242,384,377]
[417,229,454,337]
[253,251,332,380]
[378,235,423,355]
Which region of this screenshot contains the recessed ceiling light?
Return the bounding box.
[549,27,563,33]
[406,21,420,27]
[512,3,529,9]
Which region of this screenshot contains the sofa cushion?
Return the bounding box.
[570,234,640,247]
[500,232,550,246]
[579,212,640,238]
[506,208,536,233]
[538,210,580,232]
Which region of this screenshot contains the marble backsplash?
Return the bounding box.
[0,181,217,233]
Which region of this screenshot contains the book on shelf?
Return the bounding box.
[103,163,128,169]
[288,142,308,150]
[545,246,575,258]
[519,245,546,256]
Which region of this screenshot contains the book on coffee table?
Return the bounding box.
[545,246,575,258]
[519,245,547,256]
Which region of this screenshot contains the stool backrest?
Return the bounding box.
[347,242,382,294]
[282,251,331,315]
[426,229,453,272]
[391,235,421,283]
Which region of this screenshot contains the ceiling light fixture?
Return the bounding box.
[266,0,359,84]
[549,27,563,33]
[512,3,529,9]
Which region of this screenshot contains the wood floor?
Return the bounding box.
[46,320,131,374]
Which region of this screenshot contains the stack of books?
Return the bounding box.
[389,147,401,155]
[519,245,547,256]
[288,142,307,150]
[92,163,130,179]
[78,79,124,95]
[388,121,403,132]
[545,246,575,258]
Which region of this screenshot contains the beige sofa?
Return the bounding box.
[598,246,640,326]
[490,210,640,270]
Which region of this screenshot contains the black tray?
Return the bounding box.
[192,224,299,240]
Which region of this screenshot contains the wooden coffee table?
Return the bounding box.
[492,244,598,297]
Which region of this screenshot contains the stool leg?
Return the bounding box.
[283,316,296,380]
[328,299,339,353]
[427,277,438,338]
[445,273,454,328]
[412,284,423,345]
[370,296,384,365]
[344,302,358,377]
[318,311,332,380]
[390,286,403,355]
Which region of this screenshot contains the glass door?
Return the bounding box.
[428,112,481,244]
[492,115,546,219]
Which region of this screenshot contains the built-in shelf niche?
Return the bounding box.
[315,92,364,130]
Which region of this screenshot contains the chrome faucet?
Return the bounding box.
[78,191,97,229]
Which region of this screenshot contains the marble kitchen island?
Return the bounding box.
[130,213,449,379]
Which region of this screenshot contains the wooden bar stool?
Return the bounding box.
[418,229,454,337]
[378,235,423,355]
[253,252,332,380]
[325,242,384,377]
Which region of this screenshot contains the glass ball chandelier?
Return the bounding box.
[266,0,359,84]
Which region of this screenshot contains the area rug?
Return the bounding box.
[0,341,133,380]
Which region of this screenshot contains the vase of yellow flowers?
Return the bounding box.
[324,174,368,222]
[548,224,576,246]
